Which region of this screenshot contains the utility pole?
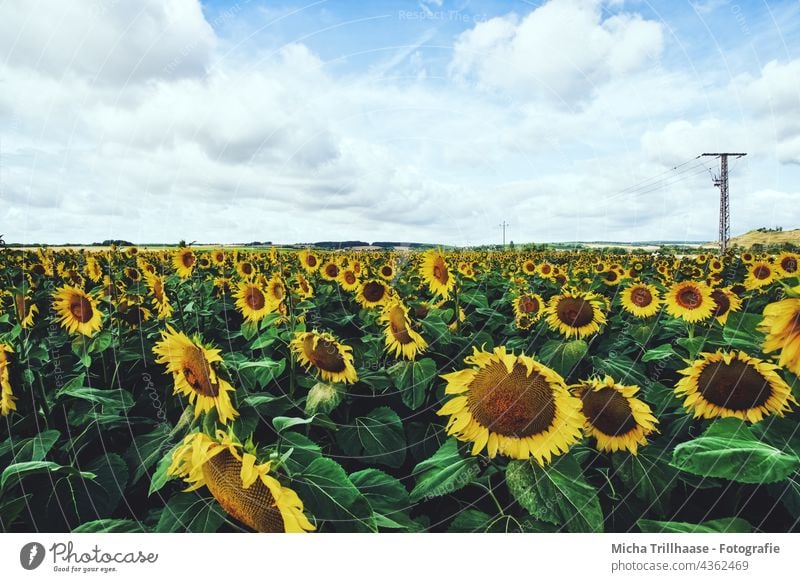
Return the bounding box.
[499,221,509,248]
[701,153,746,254]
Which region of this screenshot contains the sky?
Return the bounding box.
[1,0,799,246]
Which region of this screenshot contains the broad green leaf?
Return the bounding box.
[612,446,678,517]
[337,406,406,468]
[389,358,437,410]
[156,494,226,533]
[641,343,678,362]
[273,415,315,433]
[148,444,180,497]
[539,339,588,378]
[591,354,648,386]
[350,468,414,530]
[448,509,493,532]
[409,438,478,502]
[1,461,95,491]
[638,517,751,533]
[73,519,148,533]
[237,358,286,388]
[506,454,604,532]
[671,418,800,484]
[280,431,322,475]
[459,289,489,309]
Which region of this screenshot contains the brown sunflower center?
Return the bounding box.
[69,293,94,324]
[518,295,540,314]
[306,255,317,267]
[362,281,386,303]
[556,296,595,328]
[325,263,339,278]
[202,449,284,533]
[467,361,556,438]
[388,307,412,344]
[304,336,346,373]
[579,386,637,436]
[381,266,393,277]
[781,257,798,273]
[753,265,771,280]
[32,264,45,276]
[241,263,253,275]
[244,286,266,311]
[630,287,653,307]
[182,345,220,397]
[676,286,702,309]
[432,257,449,284]
[603,271,618,282]
[343,271,357,285]
[182,251,195,268]
[696,359,772,411]
[271,282,285,301]
[710,289,731,317]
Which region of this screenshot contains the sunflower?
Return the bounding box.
[291,331,358,384]
[14,293,38,328]
[299,250,320,273]
[521,260,537,276]
[173,248,196,279]
[124,267,141,282]
[320,260,341,281]
[759,298,800,376]
[338,268,360,292]
[708,257,724,273]
[675,350,796,422]
[153,326,239,424]
[211,249,226,266]
[145,274,173,319]
[420,250,455,299]
[234,281,273,323]
[572,376,658,455]
[116,297,151,329]
[52,285,103,337]
[378,263,395,281]
[294,274,314,299]
[265,274,286,305]
[710,287,741,324]
[168,431,314,533]
[380,299,427,360]
[776,252,799,278]
[437,347,584,464]
[513,293,544,323]
[84,255,103,283]
[544,289,607,339]
[741,251,754,264]
[745,261,775,290]
[664,281,714,323]
[236,260,257,279]
[620,283,662,318]
[356,279,391,308]
[1,344,15,416]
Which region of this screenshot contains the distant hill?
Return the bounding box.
[729,229,800,249]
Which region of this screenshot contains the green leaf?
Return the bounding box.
[409,438,478,502]
[73,519,148,533]
[612,447,678,517]
[156,494,226,532]
[539,340,588,378]
[148,444,179,497]
[273,415,315,433]
[237,358,286,388]
[641,343,678,362]
[506,454,604,532]
[629,323,655,346]
[671,418,800,484]
[280,431,323,475]
[638,517,752,533]
[389,358,437,410]
[350,468,414,530]
[448,509,493,532]
[0,430,60,462]
[293,457,375,531]
[676,336,705,357]
[1,461,95,492]
[591,354,648,386]
[56,375,133,411]
[337,406,406,468]
[459,289,489,309]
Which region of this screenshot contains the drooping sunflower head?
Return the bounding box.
[124,267,141,282]
[52,285,103,337]
[153,326,239,424]
[234,281,274,323]
[14,293,38,329]
[379,298,427,360]
[544,289,607,339]
[173,248,196,279]
[116,297,152,329]
[675,350,796,423]
[146,274,173,319]
[294,274,314,299]
[745,261,775,290]
[710,287,741,324]
[620,283,662,319]
[571,376,658,455]
[664,281,714,323]
[759,298,800,376]
[356,279,391,308]
[437,347,584,465]
[1,344,16,416]
[290,331,358,384]
[168,431,314,533]
[420,250,455,299]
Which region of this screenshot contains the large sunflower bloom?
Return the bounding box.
[420,250,455,299]
[1,344,15,416]
[675,350,796,423]
[299,250,320,273]
[744,261,775,290]
[173,247,196,279]
[572,376,658,455]
[52,285,103,337]
[380,299,427,360]
[168,431,314,533]
[145,274,174,320]
[776,252,799,279]
[153,326,239,424]
[664,281,714,323]
[355,279,391,308]
[291,331,358,384]
[437,347,584,465]
[234,281,274,324]
[620,283,662,318]
[759,298,800,376]
[544,289,606,339]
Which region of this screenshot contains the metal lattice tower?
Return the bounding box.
[499,221,509,247]
[701,153,746,253]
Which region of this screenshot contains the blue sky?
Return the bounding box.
[1,0,799,244]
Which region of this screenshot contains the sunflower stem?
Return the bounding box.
[453,279,461,334]
[287,286,297,401]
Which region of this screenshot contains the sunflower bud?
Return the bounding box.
[305,382,342,415]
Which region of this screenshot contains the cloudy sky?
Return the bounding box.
[1,0,799,245]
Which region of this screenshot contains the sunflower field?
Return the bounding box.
[1,245,800,533]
